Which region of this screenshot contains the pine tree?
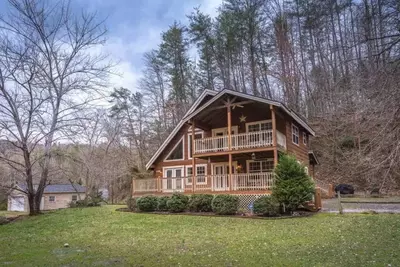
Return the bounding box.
[272,154,315,213]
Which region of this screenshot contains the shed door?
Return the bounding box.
[10,196,25,212]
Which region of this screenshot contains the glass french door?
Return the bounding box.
[212,163,236,191]
[163,167,184,192]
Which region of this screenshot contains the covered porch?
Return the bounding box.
[134,152,277,195]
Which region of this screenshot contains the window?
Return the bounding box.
[165,137,184,161]
[72,195,78,201]
[247,160,274,173]
[246,120,272,132]
[185,165,207,184]
[186,166,193,184]
[196,165,206,184]
[188,132,204,159]
[49,196,55,202]
[303,132,307,145]
[292,124,299,145]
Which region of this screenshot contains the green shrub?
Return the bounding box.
[188,194,213,212]
[273,154,315,213]
[86,191,103,207]
[211,195,239,215]
[253,195,280,216]
[157,196,170,211]
[167,193,189,213]
[127,198,137,211]
[137,196,158,212]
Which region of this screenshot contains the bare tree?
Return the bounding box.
[0,0,113,215]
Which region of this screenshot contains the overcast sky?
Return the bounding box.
[0,0,221,91]
[75,0,222,91]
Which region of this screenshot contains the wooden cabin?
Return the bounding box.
[135,89,317,199]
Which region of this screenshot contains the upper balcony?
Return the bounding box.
[194,130,286,155]
[186,94,288,157]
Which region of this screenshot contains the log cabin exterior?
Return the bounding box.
[135,89,317,198]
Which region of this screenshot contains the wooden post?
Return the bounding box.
[328,184,334,198]
[227,104,232,191]
[227,105,232,150]
[229,153,232,192]
[314,188,322,210]
[337,191,343,214]
[270,105,278,166]
[192,120,196,193]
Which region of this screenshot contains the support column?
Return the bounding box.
[227,105,232,150]
[270,105,278,167]
[229,153,232,192]
[227,105,233,191]
[192,120,196,193]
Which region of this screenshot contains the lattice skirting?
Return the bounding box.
[235,194,270,212]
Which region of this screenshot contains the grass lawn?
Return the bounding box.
[1,206,400,266]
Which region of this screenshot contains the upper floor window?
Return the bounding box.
[292,124,299,145]
[49,196,55,202]
[303,132,307,145]
[165,137,184,161]
[72,195,78,201]
[188,131,204,159]
[246,120,272,132]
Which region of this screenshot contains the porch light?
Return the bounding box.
[251,153,256,160]
[208,157,211,163]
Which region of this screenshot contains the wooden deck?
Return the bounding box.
[133,172,274,196]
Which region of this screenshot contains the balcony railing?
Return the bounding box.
[194,130,286,154]
[133,172,274,194]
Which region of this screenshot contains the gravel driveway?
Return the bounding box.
[322,199,400,213]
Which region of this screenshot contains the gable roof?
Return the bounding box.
[145,89,315,170]
[17,184,86,193]
[145,89,217,170]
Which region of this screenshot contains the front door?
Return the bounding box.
[163,167,184,192]
[212,162,237,191]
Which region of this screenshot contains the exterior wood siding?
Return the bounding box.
[285,115,309,168]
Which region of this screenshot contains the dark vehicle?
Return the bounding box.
[335,184,355,195]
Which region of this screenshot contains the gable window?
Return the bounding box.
[303,132,307,145]
[72,195,78,201]
[246,120,272,132]
[165,137,184,161]
[188,131,204,159]
[292,124,299,145]
[247,159,274,173]
[49,196,55,202]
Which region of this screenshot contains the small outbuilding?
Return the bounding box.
[8,184,86,212]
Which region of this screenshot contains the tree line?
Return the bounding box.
[1,0,399,215]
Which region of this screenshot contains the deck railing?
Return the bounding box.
[194,130,286,154]
[233,172,274,190]
[231,130,272,150]
[194,135,228,154]
[133,172,274,194]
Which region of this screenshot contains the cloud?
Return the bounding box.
[93,0,223,93]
